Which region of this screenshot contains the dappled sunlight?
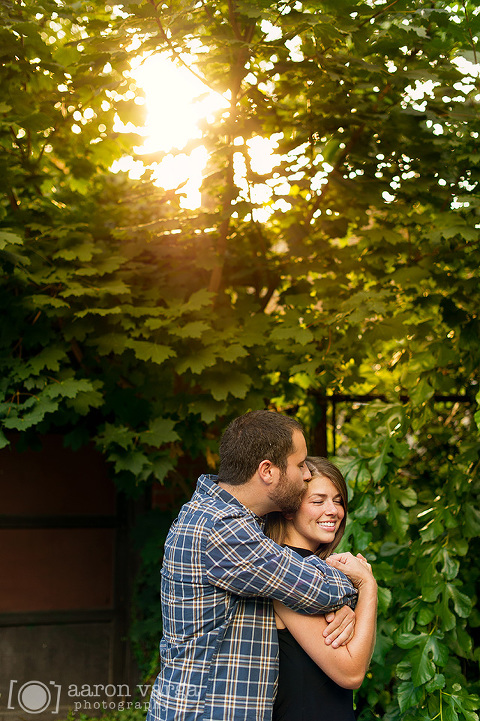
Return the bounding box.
[150,146,208,209]
[112,53,228,208]
[113,55,291,213]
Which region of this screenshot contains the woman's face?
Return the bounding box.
[284,474,345,552]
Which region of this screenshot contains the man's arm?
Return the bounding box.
[204,514,357,615]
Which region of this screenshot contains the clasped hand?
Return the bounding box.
[323,552,376,648]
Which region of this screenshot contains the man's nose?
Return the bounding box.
[303,466,311,481]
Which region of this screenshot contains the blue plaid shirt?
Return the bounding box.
[146,474,357,721]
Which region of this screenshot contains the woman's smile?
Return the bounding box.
[284,474,345,551]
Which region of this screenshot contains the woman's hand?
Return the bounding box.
[325,552,376,589]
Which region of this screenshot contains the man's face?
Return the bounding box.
[268,430,311,514]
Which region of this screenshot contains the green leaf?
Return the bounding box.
[369,444,391,483]
[29,295,70,309]
[397,632,425,650]
[67,388,104,414]
[205,371,252,401]
[222,344,249,362]
[182,288,214,312]
[440,224,478,241]
[54,45,81,66]
[0,430,10,449]
[97,424,134,451]
[397,681,424,712]
[346,518,371,550]
[169,320,210,339]
[0,230,23,249]
[437,590,457,631]
[271,324,314,345]
[189,399,228,424]
[44,378,93,400]
[410,377,435,406]
[377,586,392,614]
[464,505,480,536]
[93,334,128,355]
[379,542,404,557]
[151,456,176,482]
[446,583,472,618]
[52,242,96,262]
[410,638,436,686]
[113,451,149,475]
[387,495,409,537]
[28,348,67,374]
[425,674,445,692]
[434,548,459,580]
[443,703,459,721]
[61,279,130,298]
[140,417,179,447]
[417,606,435,626]
[390,486,417,507]
[175,348,218,374]
[125,340,176,364]
[353,495,378,521]
[396,660,412,681]
[475,390,480,431]
[2,399,59,429]
[76,307,123,318]
[425,635,449,667]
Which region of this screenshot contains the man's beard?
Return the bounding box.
[268,470,305,514]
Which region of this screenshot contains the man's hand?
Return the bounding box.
[323,605,356,648]
[326,552,375,590]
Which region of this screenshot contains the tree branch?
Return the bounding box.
[146,0,224,99]
[461,0,478,65]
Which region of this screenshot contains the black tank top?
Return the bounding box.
[273,546,356,721]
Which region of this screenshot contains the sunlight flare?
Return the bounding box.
[125,54,228,208]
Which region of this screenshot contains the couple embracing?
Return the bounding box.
[146,410,378,721]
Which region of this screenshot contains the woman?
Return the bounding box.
[265,457,377,721]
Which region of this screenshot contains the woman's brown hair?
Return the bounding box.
[264,456,348,559]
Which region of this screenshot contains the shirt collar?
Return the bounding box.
[196,474,265,525]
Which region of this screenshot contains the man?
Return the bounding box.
[146,410,357,721]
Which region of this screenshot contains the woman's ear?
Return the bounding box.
[283,512,294,521]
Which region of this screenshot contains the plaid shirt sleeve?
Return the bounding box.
[205,513,357,613]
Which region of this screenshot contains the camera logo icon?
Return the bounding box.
[7,680,62,714]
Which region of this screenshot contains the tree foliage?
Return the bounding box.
[1,0,479,718]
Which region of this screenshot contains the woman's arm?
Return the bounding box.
[273,553,377,690]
